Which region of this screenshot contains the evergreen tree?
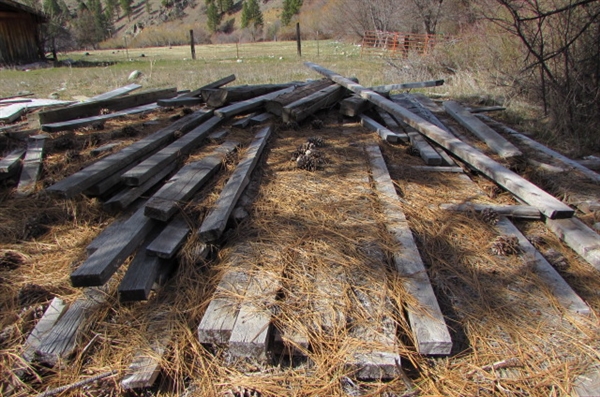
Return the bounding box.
[281,0,302,26]
[119,0,133,20]
[105,0,118,20]
[206,0,220,32]
[223,0,233,13]
[241,0,263,29]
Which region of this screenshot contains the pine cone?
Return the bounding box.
[479,208,499,225]
[490,235,521,256]
[406,145,420,156]
[310,119,324,130]
[543,248,569,271]
[283,121,300,131]
[223,386,261,397]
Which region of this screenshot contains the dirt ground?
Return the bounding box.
[0,104,599,397]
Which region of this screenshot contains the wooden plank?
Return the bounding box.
[121,314,173,390]
[228,268,281,362]
[439,203,542,219]
[41,103,160,133]
[90,142,120,156]
[16,135,47,195]
[249,112,274,125]
[157,74,238,106]
[369,79,445,92]
[157,97,203,107]
[198,244,253,345]
[199,126,272,242]
[0,149,25,175]
[103,161,177,212]
[144,141,238,221]
[495,217,590,315]
[231,112,259,128]
[38,87,177,124]
[118,239,174,301]
[86,218,127,255]
[443,101,522,159]
[204,83,295,108]
[545,217,600,272]
[282,83,350,123]
[265,79,333,116]
[70,207,158,287]
[339,95,372,117]
[366,144,452,355]
[146,215,191,259]
[574,365,600,397]
[408,132,443,165]
[46,110,212,198]
[360,114,408,144]
[121,114,222,187]
[477,114,600,184]
[0,103,25,123]
[21,297,67,363]
[408,165,464,173]
[181,74,236,98]
[215,86,296,119]
[84,83,142,103]
[35,288,106,367]
[304,62,574,219]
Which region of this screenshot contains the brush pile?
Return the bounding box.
[0,63,599,397]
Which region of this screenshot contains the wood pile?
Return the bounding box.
[0,62,599,397]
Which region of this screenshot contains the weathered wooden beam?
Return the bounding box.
[231,112,259,128]
[144,141,238,221]
[249,112,274,125]
[305,62,573,219]
[282,82,351,123]
[408,132,443,166]
[121,115,221,187]
[86,218,127,255]
[360,114,407,143]
[16,135,47,196]
[158,74,236,106]
[103,161,177,212]
[21,297,67,364]
[215,86,296,119]
[199,126,271,242]
[495,217,590,315]
[545,217,600,272]
[369,79,445,93]
[574,365,600,397]
[204,83,295,108]
[183,74,236,98]
[265,79,333,116]
[83,83,142,103]
[70,207,158,287]
[0,149,25,179]
[228,268,281,362]
[0,103,26,123]
[121,314,173,390]
[38,88,177,125]
[47,110,212,198]
[35,288,106,367]
[90,142,120,156]
[477,114,600,184]
[407,165,464,173]
[439,203,542,219]
[366,144,452,355]
[443,101,522,159]
[146,215,191,259]
[339,95,372,117]
[41,103,160,133]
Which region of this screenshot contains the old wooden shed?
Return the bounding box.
[0,0,46,65]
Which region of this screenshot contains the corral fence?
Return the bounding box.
[360,30,448,57]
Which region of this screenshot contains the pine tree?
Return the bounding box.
[206,0,220,32]
[241,0,263,29]
[105,0,118,20]
[223,0,233,13]
[119,0,132,20]
[281,0,302,26]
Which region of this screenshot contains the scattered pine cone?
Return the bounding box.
[543,248,569,271]
[181,107,194,115]
[406,145,420,156]
[490,235,521,256]
[223,386,261,397]
[479,208,499,225]
[0,250,26,270]
[310,119,324,130]
[483,184,503,199]
[283,121,300,131]
[307,136,324,147]
[528,234,545,248]
[99,108,111,115]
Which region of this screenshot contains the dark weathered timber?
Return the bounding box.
[182,74,236,98]
[339,94,372,117]
[146,215,190,258]
[231,112,259,128]
[215,86,297,119]
[118,241,174,301]
[360,114,407,143]
[0,149,25,178]
[21,297,67,364]
[86,218,126,255]
[408,165,464,173]
[122,115,222,187]
[439,203,542,219]
[144,141,238,221]
[369,79,445,93]
[90,142,121,156]
[305,62,574,219]
[443,101,522,159]
[203,83,295,108]
[16,135,47,195]
[47,110,212,198]
[38,87,177,124]
[41,103,160,133]
[82,83,142,103]
[408,132,443,166]
[157,75,236,106]
[265,79,333,116]
[70,208,158,287]
[367,144,452,355]
[35,288,106,367]
[199,126,272,242]
[103,161,177,212]
[545,217,600,272]
[249,112,274,125]
[282,83,352,123]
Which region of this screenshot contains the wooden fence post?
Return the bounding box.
[296,22,302,57]
[190,30,196,60]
